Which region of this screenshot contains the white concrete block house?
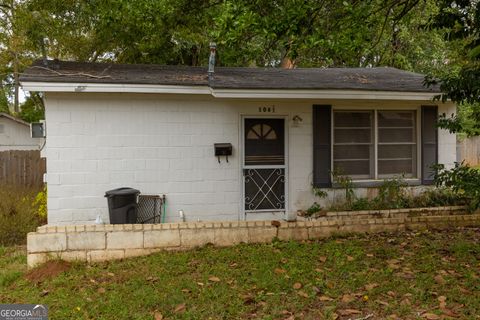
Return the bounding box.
[20,60,456,225]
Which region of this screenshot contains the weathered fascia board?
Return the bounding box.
[20,82,212,95]
[211,89,440,101]
[21,81,440,101]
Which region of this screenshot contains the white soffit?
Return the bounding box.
[21,81,439,101]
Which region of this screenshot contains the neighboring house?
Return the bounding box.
[0,113,42,151]
[20,60,456,225]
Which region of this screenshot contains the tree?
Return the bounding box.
[0,0,468,122]
[427,0,480,136]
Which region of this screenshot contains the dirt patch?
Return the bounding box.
[25,260,71,284]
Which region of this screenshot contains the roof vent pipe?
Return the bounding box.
[208,42,216,75]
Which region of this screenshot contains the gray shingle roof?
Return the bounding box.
[20,59,439,93]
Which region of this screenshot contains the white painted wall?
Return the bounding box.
[0,117,42,151]
[43,93,456,225]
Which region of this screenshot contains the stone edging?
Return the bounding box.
[27,206,479,267]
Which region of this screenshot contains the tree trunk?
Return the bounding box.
[13,53,19,113]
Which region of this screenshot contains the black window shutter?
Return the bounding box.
[313,105,332,187]
[421,105,438,185]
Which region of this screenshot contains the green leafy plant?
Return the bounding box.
[0,186,45,245]
[433,162,480,211]
[33,187,47,219]
[374,175,408,209]
[331,169,355,206]
[312,187,328,199]
[305,202,323,217]
[410,187,467,208]
[350,198,372,211]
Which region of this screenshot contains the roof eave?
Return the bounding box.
[20,81,441,101]
[0,112,30,126]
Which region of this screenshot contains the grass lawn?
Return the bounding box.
[1,229,480,320]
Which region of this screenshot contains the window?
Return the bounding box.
[333,110,417,180]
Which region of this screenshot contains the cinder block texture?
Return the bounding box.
[26,206,478,268]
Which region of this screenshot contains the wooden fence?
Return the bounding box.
[0,150,46,187]
[457,136,480,167]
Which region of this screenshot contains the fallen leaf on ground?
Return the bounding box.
[376,300,389,306]
[274,268,287,274]
[208,276,221,282]
[319,256,327,263]
[337,309,362,316]
[40,290,49,297]
[147,276,159,282]
[154,311,163,320]
[107,272,115,277]
[347,255,354,261]
[319,295,334,301]
[434,275,446,285]
[174,303,186,313]
[438,295,447,309]
[459,287,470,294]
[365,283,379,291]
[293,282,302,290]
[297,290,309,298]
[422,313,440,320]
[441,308,459,317]
[97,287,106,294]
[197,282,204,286]
[341,294,355,303]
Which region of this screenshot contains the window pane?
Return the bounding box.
[333,111,373,178]
[378,160,415,175]
[334,112,371,127]
[334,160,370,176]
[378,145,414,159]
[334,145,371,160]
[377,111,417,177]
[334,128,371,143]
[378,128,414,143]
[378,111,414,127]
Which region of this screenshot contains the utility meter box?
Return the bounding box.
[31,121,46,138]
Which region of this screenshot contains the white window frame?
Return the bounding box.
[331,107,421,182]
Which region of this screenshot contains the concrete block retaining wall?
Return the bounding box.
[27,206,480,267]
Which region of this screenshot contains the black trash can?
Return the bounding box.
[105,187,140,224]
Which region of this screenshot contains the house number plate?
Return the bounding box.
[258,106,276,113]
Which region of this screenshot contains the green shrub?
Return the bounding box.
[332,170,355,205]
[375,175,408,208]
[0,186,46,246]
[325,174,467,212]
[410,187,467,208]
[350,197,372,211]
[433,162,480,211]
[305,202,323,216]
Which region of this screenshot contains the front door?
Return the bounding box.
[243,118,286,214]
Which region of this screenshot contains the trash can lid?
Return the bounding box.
[105,187,141,197]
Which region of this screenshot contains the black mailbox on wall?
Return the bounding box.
[214,143,232,163]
